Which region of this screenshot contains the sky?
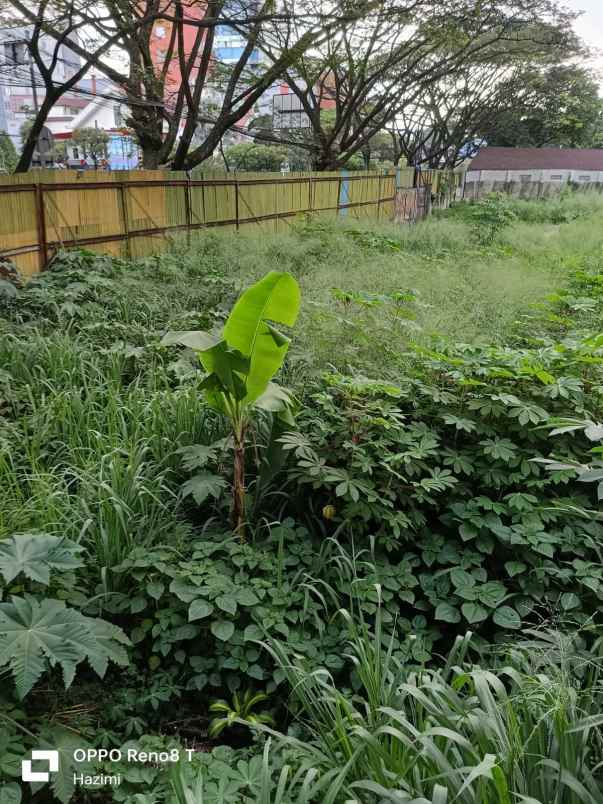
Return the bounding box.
[565,0,603,83]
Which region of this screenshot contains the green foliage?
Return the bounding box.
[221,143,289,172]
[480,64,603,149]
[0,595,129,698]
[2,197,603,802]
[0,533,130,698]
[163,271,300,538]
[274,265,603,646]
[467,193,517,243]
[208,689,274,738]
[258,603,603,803]
[72,126,110,166]
[0,533,84,585]
[0,132,17,173]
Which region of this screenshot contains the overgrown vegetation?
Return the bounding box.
[2,192,603,802]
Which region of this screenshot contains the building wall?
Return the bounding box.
[0,25,82,148]
[149,1,209,102]
[465,167,603,199]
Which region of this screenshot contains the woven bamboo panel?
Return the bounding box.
[0,167,446,277]
[0,187,38,273]
[43,185,123,246]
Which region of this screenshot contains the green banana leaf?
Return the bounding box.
[162,271,300,411]
[223,271,300,404]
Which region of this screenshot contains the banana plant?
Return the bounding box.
[162,271,300,540]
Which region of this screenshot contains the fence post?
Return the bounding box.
[184,177,192,247]
[234,179,240,231]
[377,172,383,220]
[35,183,48,270]
[119,182,131,259]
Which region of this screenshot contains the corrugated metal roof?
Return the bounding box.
[469,147,603,171]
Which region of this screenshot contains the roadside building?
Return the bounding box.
[465,146,603,198]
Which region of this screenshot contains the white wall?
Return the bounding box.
[467,168,603,183]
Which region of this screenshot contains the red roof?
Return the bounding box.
[470,147,603,171]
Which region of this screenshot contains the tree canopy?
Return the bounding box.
[477,65,603,149]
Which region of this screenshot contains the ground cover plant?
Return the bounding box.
[1,191,603,802]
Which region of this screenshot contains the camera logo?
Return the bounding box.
[22,750,59,782]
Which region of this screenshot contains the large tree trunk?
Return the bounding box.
[140,147,162,170]
[13,94,56,173]
[128,118,164,169]
[313,148,342,171]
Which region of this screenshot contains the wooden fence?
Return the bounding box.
[0,165,458,277]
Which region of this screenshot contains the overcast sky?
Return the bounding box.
[565,0,603,83]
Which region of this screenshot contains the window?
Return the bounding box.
[72,146,79,159]
[578,175,591,182]
[272,93,311,129]
[520,174,531,183]
[550,175,563,180]
[113,106,123,127]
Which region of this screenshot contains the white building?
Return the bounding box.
[465,147,603,198]
[0,26,81,147]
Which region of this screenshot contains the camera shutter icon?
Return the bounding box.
[22,750,59,782]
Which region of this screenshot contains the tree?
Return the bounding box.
[10,0,369,170]
[221,142,288,172]
[7,0,131,172]
[261,0,581,170]
[478,65,603,149]
[389,63,521,168]
[72,127,110,167]
[0,132,17,172]
[247,115,315,170]
[163,271,300,541]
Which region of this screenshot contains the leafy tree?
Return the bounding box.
[222,142,289,172]
[479,65,603,148]
[72,127,110,168]
[7,2,128,172]
[262,0,580,170]
[0,131,16,172]
[11,0,367,170]
[19,119,34,149]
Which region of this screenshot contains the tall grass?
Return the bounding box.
[171,195,603,368]
[257,603,603,803]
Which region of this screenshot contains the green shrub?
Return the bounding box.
[275,268,603,645]
[467,193,517,243]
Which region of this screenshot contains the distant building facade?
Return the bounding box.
[0,25,81,148]
[465,147,603,198]
[52,90,137,170]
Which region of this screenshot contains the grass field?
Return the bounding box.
[155,193,603,370]
[2,192,603,803]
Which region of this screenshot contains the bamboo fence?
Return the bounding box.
[0,166,452,277]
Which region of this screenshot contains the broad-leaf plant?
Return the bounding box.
[163,271,301,540]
